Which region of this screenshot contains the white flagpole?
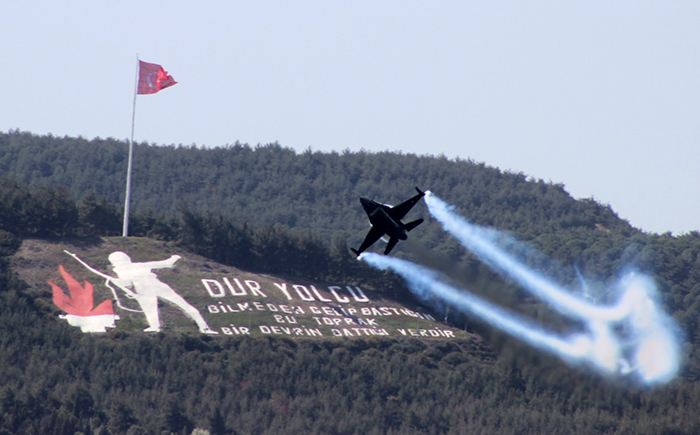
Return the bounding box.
[122,55,140,237]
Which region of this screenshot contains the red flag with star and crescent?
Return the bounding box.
[137,60,177,95]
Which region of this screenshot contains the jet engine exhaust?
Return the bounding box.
[360,191,681,386]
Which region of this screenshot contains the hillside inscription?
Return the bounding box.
[47,249,458,339]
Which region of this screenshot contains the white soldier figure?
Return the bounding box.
[65,250,218,334]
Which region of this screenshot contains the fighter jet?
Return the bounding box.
[351,187,425,257]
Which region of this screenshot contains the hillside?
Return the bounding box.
[2,236,500,435]
[3,236,700,435]
[2,132,699,340]
[0,130,634,247]
[2,131,700,434]
[13,237,465,341]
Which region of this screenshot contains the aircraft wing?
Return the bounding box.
[384,237,399,255]
[355,225,386,255]
[388,188,425,221]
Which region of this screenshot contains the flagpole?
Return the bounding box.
[123,54,139,237]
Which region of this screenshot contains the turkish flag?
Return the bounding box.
[137,60,177,95]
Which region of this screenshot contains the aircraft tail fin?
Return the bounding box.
[403,218,424,232]
[350,248,360,257]
[415,187,425,195]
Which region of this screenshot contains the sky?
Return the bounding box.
[1,2,699,234]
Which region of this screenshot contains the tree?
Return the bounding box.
[208,408,229,435]
[161,398,193,435]
[108,402,136,435]
[78,191,121,236]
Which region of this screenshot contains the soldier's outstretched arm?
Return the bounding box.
[142,255,181,269]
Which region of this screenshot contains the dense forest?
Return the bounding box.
[0,130,633,243]
[1,131,700,434]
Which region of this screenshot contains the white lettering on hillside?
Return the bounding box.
[331,328,389,337]
[259,325,323,337]
[396,328,455,338]
[202,278,371,304]
[199,277,454,339]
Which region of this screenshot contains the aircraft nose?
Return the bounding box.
[359,196,379,215]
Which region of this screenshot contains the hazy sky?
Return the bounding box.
[2,2,698,234]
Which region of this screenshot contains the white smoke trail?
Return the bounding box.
[425,192,630,323]
[361,192,681,385]
[362,254,620,371]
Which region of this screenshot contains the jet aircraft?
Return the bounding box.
[351,187,425,257]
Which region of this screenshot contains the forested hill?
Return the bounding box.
[4,131,700,433]
[3,131,700,311]
[3,130,700,337]
[0,130,633,246]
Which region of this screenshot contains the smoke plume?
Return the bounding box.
[361,192,681,386]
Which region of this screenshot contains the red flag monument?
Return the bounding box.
[137,60,177,95]
[124,58,178,238]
